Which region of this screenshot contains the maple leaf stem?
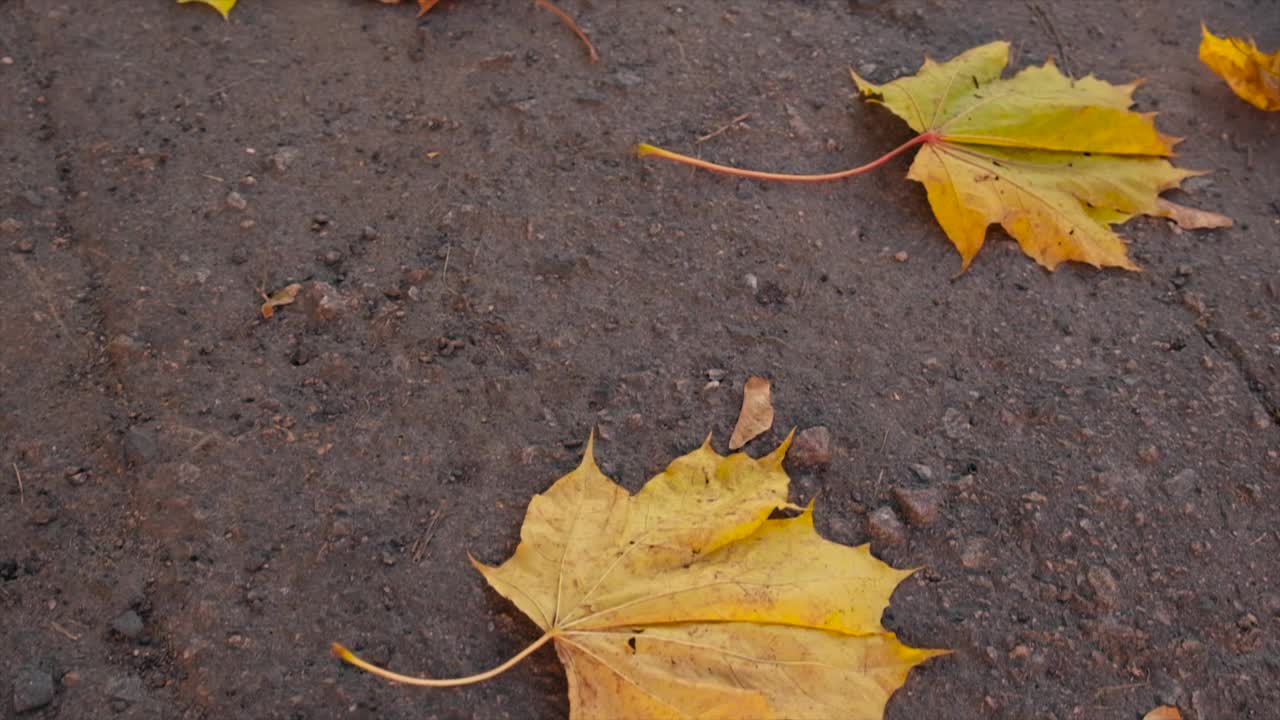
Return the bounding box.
[534,0,599,63]
[635,133,935,183]
[331,631,556,687]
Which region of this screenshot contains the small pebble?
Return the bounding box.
[892,486,942,526]
[908,463,935,482]
[0,218,22,233]
[13,666,55,713]
[866,506,907,547]
[111,609,144,639]
[13,238,35,253]
[893,250,909,263]
[788,426,832,469]
[302,282,344,322]
[319,249,343,266]
[942,407,972,440]
[1,56,14,65]
[224,191,247,211]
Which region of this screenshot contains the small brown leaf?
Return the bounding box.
[260,283,302,319]
[729,376,774,450]
[1143,706,1183,720]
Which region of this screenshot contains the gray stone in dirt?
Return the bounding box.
[893,486,942,526]
[1087,566,1121,611]
[13,666,55,713]
[302,282,344,322]
[788,426,832,469]
[12,238,34,253]
[942,408,972,440]
[111,609,144,639]
[907,463,935,482]
[866,506,907,547]
[104,675,145,705]
[1163,469,1198,498]
[123,426,158,467]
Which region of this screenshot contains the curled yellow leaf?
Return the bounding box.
[260,283,302,319]
[1200,24,1280,111]
[176,0,236,20]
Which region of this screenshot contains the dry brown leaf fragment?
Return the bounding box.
[260,283,302,319]
[1143,706,1183,720]
[729,375,774,450]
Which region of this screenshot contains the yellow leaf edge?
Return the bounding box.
[1200,22,1280,111]
[177,0,236,20]
[471,435,949,703]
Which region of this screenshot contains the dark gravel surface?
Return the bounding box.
[1,2,1277,718]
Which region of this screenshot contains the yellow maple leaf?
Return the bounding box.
[1200,24,1280,111]
[177,0,236,20]
[639,41,1231,272]
[334,436,943,719]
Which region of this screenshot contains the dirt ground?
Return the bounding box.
[2,1,1278,718]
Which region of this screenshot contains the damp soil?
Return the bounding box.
[1,2,1278,719]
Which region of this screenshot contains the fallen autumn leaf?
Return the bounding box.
[1200,23,1280,111]
[639,41,1231,271]
[333,435,944,719]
